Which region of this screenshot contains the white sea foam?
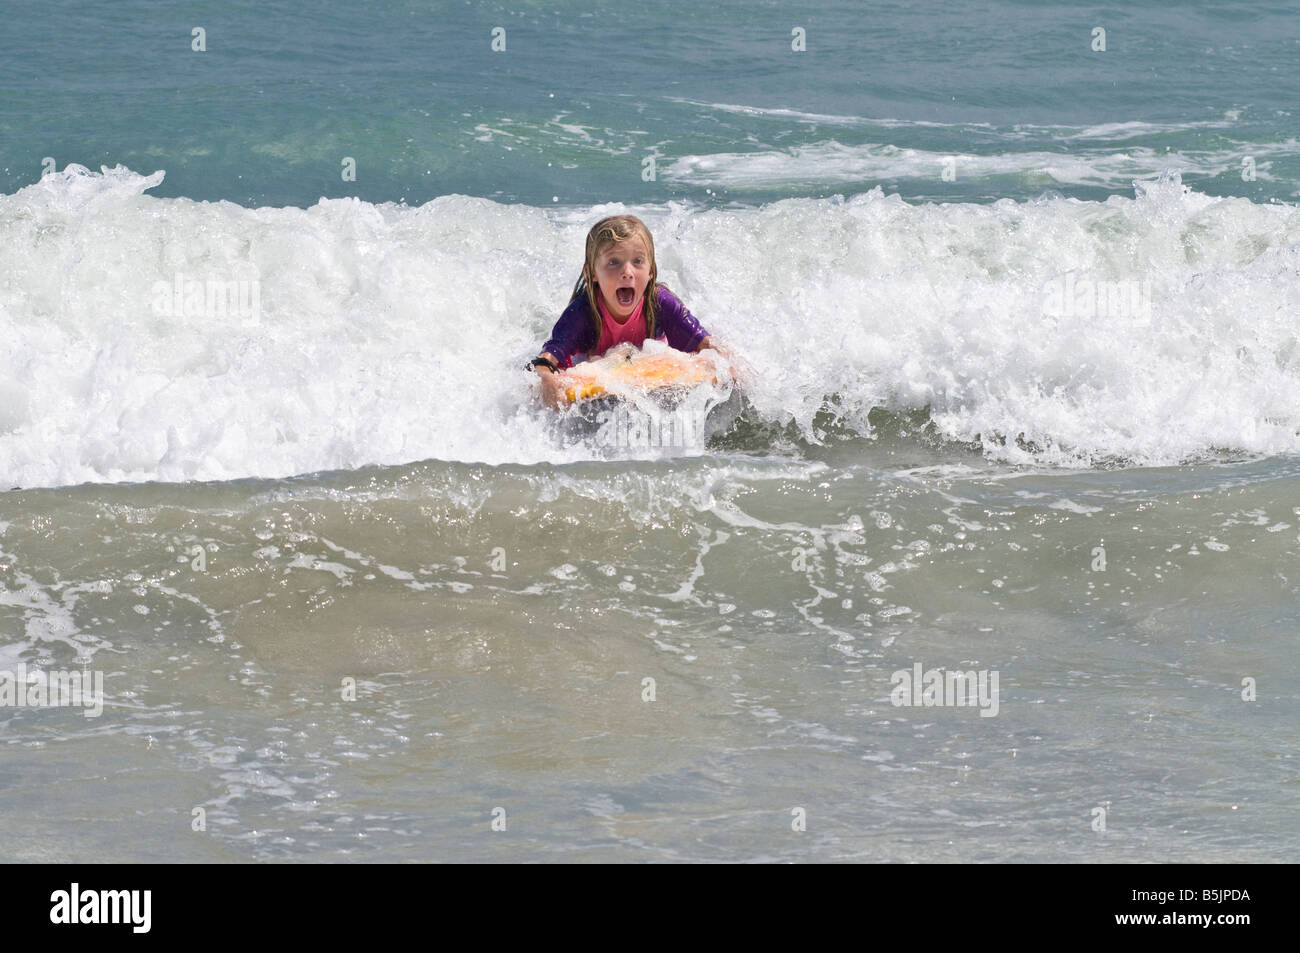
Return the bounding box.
[672,100,992,129]
[2,164,1299,487]
[663,138,1297,190]
[679,101,1245,141]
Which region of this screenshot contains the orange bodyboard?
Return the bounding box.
[558,346,718,403]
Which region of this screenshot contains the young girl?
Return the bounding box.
[530,215,718,408]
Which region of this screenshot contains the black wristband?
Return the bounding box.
[528,357,559,373]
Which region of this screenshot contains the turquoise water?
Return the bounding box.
[1,1,1298,863]
[4,1,1298,207]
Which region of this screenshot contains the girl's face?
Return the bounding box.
[592,238,651,319]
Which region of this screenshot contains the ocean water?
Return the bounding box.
[1,0,1298,862]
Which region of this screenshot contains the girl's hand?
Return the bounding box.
[697,338,750,388]
[533,354,565,409]
[538,369,565,408]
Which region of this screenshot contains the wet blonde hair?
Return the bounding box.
[570,215,660,347]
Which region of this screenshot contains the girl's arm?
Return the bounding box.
[656,287,710,353]
[533,351,565,409]
[533,297,596,410]
[541,297,594,369]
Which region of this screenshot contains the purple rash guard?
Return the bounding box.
[542,285,710,368]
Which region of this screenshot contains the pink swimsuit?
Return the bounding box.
[595,294,650,354]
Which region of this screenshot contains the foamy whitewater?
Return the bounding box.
[4,164,1299,487]
[2,0,1298,864]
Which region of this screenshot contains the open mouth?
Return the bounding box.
[615,287,635,307]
